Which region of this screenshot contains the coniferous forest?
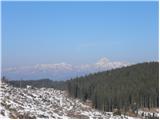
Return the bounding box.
[7,79,67,90]
[67,62,159,112]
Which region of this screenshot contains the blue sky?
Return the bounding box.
[2,1,158,68]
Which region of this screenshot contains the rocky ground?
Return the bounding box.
[0,82,159,119]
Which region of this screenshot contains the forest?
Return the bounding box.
[67,62,159,112]
[4,62,159,113]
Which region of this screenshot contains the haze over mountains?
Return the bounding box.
[2,57,129,80]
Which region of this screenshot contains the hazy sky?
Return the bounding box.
[2,1,158,68]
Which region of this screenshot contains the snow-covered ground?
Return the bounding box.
[138,109,159,119]
[0,82,159,119]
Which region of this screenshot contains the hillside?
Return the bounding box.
[0,82,141,119]
[67,62,159,114]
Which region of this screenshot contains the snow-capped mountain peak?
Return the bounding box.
[96,57,110,66]
[95,57,128,70]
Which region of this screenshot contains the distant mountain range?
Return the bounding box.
[2,57,129,80]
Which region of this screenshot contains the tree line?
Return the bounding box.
[3,78,67,90]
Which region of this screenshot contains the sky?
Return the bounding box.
[2,1,159,68]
